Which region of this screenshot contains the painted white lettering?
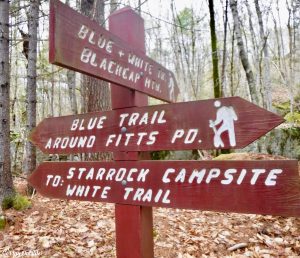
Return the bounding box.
[206,168,220,183]
[139,113,148,125]
[99,58,107,70]
[86,168,94,180]
[86,136,96,148]
[184,129,198,144]
[115,168,127,181]
[97,116,107,129]
[237,169,247,184]
[71,119,79,131]
[127,168,138,181]
[154,189,163,202]
[137,169,150,182]
[53,137,62,148]
[251,169,266,185]
[88,31,96,44]
[46,174,53,186]
[61,137,69,149]
[78,25,89,39]
[69,137,78,148]
[175,169,186,183]
[96,168,106,180]
[157,110,166,124]
[80,48,92,63]
[106,168,116,180]
[133,188,144,201]
[101,186,111,199]
[265,169,282,186]
[119,113,129,127]
[45,138,52,149]
[106,41,113,53]
[221,169,237,185]
[146,131,159,145]
[78,168,86,179]
[128,113,139,126]
[92,186,101,197]
[162,190,171,204]
[137,132,147,145]
[171,129,184,143]
[66,184,77,196]
[77,136,87,148]
[67,167,75,179]
[142,189,152,202]
[108,61,116,74]
[124,187,134,200]
[162,168,175,183]
[188,169,206,184]
[124,133,134,146]
[106,134,116,146]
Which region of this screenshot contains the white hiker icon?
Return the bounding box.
[209,100,238,148]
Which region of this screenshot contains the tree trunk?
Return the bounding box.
[80,0,112,160]
[221,0,229,96]
[24,0,39,189]
[67,70,78,114]
[254,0,272,110]
[0,0,14,203]
[66,0,78,115]
[229,0,259,105]
[110,0,118,13]
[208,0,221,98]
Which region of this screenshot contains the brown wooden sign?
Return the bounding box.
[30,97,284,154]
[49,0,179,103]
[28,160,300,217]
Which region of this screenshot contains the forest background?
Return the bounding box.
[0,0,300,208]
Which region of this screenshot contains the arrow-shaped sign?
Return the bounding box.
[30,97,284,154]
[28,160,300,217]
[49,0,179,103]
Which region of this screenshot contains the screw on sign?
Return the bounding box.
[30,97,284,154]
[49,0,179,103]
[28,160,300,217]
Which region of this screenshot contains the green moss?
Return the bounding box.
[2,195,14,210]
[273,101,290,112]
[284,112,300,124]
[12,194,31,211]
[0,216,6,230]
[2,194,31,211]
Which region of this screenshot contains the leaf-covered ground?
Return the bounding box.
[1,154,300,257]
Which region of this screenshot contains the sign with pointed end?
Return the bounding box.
[49,0,179,103]
[28,160,300,217]
[30,97,284,154]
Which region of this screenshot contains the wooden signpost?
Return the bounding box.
[27,1,300,258]
[30,97,284,154]
[28,160,300,217]
[49,0,179,103]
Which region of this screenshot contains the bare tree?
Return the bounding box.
[230,0,259,104]
[0,0,14,203]
[23,0,40,191]
[208,0,221,98]
[80,0,111,160]
[254,0,272,110]
[221,0,229,96]
[66,0,78,115]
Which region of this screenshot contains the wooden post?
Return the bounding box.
[109,7,154,258]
